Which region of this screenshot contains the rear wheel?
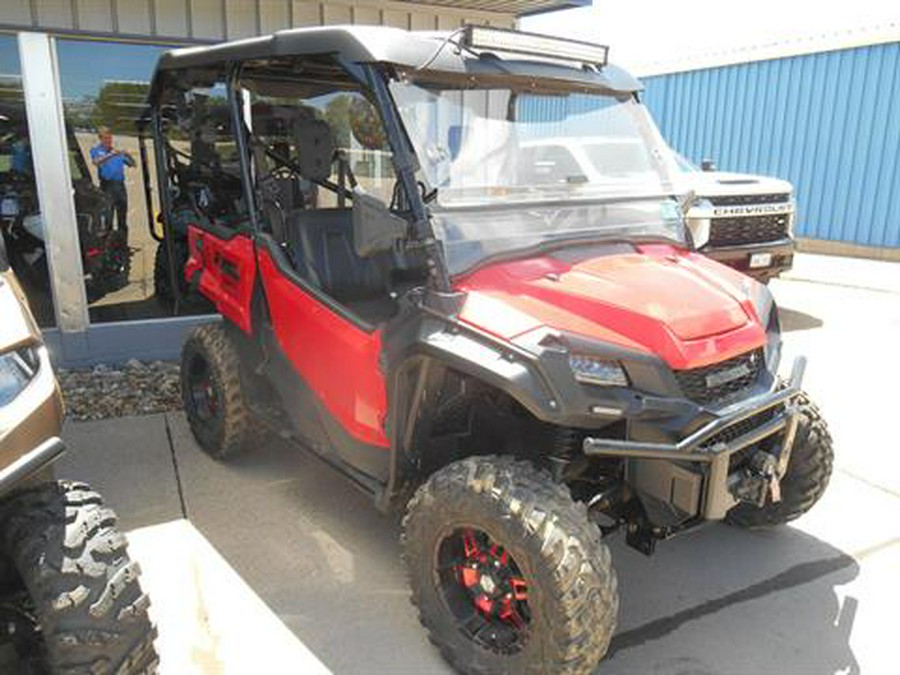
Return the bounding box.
[0,481,157,674]
[181,323,252,459]
[726,392,833,528]
[403,456,618,675]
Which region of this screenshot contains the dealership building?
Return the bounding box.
[0,1,584,366]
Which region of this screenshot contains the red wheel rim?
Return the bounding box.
[187,355,219,421]
[435,526,531,654]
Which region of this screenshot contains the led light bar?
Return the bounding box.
[461,25,609,66]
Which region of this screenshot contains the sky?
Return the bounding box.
[523,0,900,73]
[56,41,168,100]
[0,36,20,77]
[0,36,167,99]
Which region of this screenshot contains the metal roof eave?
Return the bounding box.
[390,1,590,17]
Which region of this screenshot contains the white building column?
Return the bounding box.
[18,32,89,334]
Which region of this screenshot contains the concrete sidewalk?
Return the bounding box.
[782,252,900,294]
[128,520,330,675]
[58,253,900,674]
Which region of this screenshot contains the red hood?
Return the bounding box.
[455,245,768,370]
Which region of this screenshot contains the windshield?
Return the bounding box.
[390,78,686,275]
[390,81,679,206]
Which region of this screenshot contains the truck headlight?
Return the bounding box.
[0,346,39,407]
[687,216,711,249]
[569,355,629,387]
[683,198,714,249]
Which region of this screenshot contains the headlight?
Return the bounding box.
[683,198,713,249]
[0,346,39,407]
[569,355,629,387]
[686,216,711,249]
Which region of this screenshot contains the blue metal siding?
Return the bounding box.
[641,41,900,248]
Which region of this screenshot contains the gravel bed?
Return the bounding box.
[58,359,182,422]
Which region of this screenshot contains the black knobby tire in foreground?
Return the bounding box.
[726,391,833,528]
[181,323,252,459]
[0,481,157,674]
[403,456,618,675]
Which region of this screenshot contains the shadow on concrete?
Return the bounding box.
[59,414,184,530]
[603,527,859,674]
[160,411,861,675]
[778,305,825,332]
[166,412,446,674]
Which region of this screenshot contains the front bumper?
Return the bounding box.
[0,436,65,498]
[702,238,795,280]
[583,356,806,522]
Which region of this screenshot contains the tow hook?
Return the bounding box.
[730,451,782,507]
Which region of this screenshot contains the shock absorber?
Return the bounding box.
[549,427,580,481]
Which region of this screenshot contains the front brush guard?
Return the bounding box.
[583,356,806,520]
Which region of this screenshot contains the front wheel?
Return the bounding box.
[726,391,833,528]
[403,456,618,675]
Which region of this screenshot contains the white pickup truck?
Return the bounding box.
[674,154,795,282]
[519,137,796,282]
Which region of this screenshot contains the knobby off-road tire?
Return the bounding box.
[403,456,618,675]
[181,323,252,459]
[726,391,833,528]
[0,481,157,674]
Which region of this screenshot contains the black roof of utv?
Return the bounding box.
[148,25,641,100]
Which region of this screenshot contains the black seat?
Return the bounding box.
[285,209,392,303]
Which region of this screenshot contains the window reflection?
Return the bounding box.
[0,36,55,327]
[57,39,202,322]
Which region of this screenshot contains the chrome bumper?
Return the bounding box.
[0,436,65,498]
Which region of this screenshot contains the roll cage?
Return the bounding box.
[138,26,644,305]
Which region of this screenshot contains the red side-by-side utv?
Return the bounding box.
[142,25,832,674]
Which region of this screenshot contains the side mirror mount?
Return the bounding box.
[677,188,698,215]
[352,188,407,258]
[700,158,717,172]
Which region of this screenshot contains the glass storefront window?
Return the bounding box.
[57,39,180,323]
[0,35,55,327]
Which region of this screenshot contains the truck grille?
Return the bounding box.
[708,193,790,206]
[674,349,764,406]
[708,214,791,247]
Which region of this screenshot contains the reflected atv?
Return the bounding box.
[0,106,130,314]
[0,237,157,672]
[147,25,832,674]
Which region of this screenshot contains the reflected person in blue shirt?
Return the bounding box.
[90,127,135,234]
[11,128,32,176]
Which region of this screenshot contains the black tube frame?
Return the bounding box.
[583,356,807,462]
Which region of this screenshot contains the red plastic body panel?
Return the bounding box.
[185,225,256,334]
[257,248,389,447]
[455,244,767,370]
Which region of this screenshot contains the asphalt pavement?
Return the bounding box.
[59,253,900,674]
